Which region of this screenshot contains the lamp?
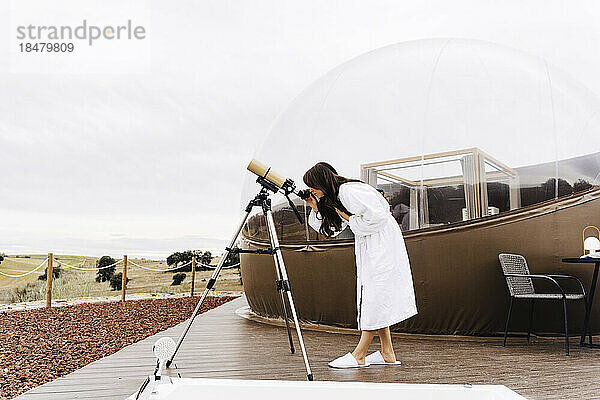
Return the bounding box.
[583,226,600,256]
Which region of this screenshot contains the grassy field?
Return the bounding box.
[0,254,243,304]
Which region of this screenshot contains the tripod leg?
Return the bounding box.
[265,209,313,381]
[267,227,295,354]
[166,210,251,367]
[281,290,296,354]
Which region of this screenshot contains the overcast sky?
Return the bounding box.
[1,0,600,258]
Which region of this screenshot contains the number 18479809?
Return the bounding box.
[19,42,74,52]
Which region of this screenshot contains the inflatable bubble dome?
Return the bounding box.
[242,38,600,242]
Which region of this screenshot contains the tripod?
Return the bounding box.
[166,176,313,381]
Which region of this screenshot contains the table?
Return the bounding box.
[563,257,600,348]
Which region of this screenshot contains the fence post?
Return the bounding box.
[121,255,127,302]
[46,253,53,308]
[191,256,196,296]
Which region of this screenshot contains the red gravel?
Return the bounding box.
[0,295,236,399]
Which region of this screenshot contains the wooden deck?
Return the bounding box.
[15,296,600,400]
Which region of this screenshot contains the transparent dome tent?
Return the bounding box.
[241,38,600,243]
[239,38,600,335]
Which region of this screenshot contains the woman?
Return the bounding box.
[302,162,417,368]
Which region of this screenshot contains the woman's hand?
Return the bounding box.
[336,208,350,221]
[303,194,319,211]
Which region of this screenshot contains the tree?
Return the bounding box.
[96,256,116,282]
[172,273,186,286]
[223,245,242,285]
[224,246,240,267]
[109,272,129,291]
[38,265,62,280]
[166,251,185,271]
[200,251,212,268]
[167,250,212,272]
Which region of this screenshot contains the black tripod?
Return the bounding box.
[166,176,313,381]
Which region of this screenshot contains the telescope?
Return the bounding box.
[157,158,315,388]
[247,159,309,223]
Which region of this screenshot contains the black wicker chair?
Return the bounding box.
[498,253,588,355]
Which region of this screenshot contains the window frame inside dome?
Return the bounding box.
[361,147,520,229]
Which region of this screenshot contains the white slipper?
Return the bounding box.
[365,351,402,366]
[328,352,370,368]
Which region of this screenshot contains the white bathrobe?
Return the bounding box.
[308,181,418,331]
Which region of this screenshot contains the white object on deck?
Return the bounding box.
[365,350,402,366]
[127,377,527,400]
[327,352,370,368]
[152,337,176,377]
[153,337,176,361]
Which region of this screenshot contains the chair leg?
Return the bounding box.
[563,298,569,356]
[527,299,535,343]
[503,297,514,347]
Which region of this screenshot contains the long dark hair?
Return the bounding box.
[303,162,361,237]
